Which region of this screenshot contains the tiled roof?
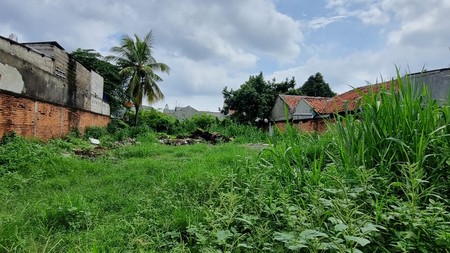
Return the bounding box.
[280,95,304,109]
[302,97,329,112]
[321,81,394,113]
[278,81,394,115]
[322,89,362,114]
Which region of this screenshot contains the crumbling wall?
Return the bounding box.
[0,38,53,73]
[0,36,109,115]
[0,42,74,107]
[0,36,111,139]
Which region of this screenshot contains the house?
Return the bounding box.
[0,34,110,139]
[271,82,393,132]
[271,67,450,133]
[163,105,226,121]
[271,95,330,132]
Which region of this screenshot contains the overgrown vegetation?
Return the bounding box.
[222,72,300,125]
[1,72,449,252]
[222,71,336,125]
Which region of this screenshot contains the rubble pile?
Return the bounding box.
[159,129,232,146]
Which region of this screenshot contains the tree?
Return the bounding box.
[70,49,126,117]
[222,72,298,125]
[299,72,335,97]
[108,31,170,125]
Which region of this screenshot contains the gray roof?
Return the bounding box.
[163,105,225,121]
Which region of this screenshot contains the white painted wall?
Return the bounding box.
[90,70,104,98]
[0,62,24,94]
[90,96,110,116]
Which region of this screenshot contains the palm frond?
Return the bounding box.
[108,30,169,110]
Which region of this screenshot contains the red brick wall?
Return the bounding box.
[79,110,110,132]
[274,122,287,132]
[0,91,110,140]
[275,118,334,133]
[0,92,35,137]
[297,119,328,132]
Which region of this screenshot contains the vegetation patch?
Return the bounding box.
[0,72,449,252]
[159,128,233,146]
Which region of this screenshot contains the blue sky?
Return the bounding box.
[1,0,449,111]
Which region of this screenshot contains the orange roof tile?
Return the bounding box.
[280,95,304,109]
[322,81,394,114]
[279,81,395,116]
[302,97,330,112]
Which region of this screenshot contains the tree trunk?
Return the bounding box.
[134,104,140,126]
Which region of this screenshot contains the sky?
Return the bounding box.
[1,0,449,112]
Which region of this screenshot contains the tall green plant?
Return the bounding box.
[108,31,170,125]
[331,69,449,191]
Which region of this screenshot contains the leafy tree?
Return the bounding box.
[70,49,126,117]
[299,72,335,97]
[139,108,179,134]
[222,72,299,124]
[107,31,170,125]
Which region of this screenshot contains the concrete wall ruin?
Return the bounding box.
[0,35,110,139]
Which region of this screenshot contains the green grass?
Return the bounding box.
[257,70,450,252]
[0,136,261,252]
[1,70,449,252]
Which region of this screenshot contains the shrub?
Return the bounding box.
[139,109,179,134]
[256,69,450,252]
[107,119,129,134]
[1,131,17,145]
[182,113,217,133]
[209,119,268,143]
[129,125,151,138]
[0,136,59,176]
[84,126,108,139]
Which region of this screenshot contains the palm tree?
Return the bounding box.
[108,31,169,125]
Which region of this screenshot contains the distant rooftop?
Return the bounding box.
[22,41,65,51]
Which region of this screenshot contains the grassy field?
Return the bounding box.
[1,74,449,252]
[0,136,264,252]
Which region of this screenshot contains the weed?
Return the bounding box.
[0,68,449,252]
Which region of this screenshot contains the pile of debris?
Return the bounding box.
[73,146,106,160]
[73,137,138,160]
[111,138,139,148]
[159,128,232,146]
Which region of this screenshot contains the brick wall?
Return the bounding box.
[0,91,110,140]
[275,118,333,133]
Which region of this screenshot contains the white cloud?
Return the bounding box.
[308,16,347,30]
[0,0,304,111]
[290,0,449,93]
[2,0,448,112]
[385,0,450,48]
[270,42,448,96]
[357,5,390,25]
[269,51,393,94]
